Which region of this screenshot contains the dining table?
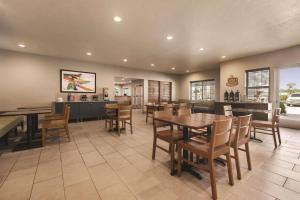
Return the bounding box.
[105,104,125,132]
[154,113,230,178]
[0,108,52,150]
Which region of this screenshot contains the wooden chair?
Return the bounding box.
[117,104,133,135]
[152,110,183,174]
[179,102,188,109]
[177,118,234,200]
[164,104,173,113]
[230,114,252,180]
[146,103,155,124]
[252,108,281,148]
[41,106,71,146]
[105,104,117,130]
[44,103,68,120]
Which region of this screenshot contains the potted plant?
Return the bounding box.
[279,102,286,115]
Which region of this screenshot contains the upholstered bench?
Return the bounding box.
[0,116,23,144]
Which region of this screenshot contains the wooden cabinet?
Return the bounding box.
[53,101,116,122]
[148,80,172,103]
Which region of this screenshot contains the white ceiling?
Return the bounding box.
[1,0,300,74]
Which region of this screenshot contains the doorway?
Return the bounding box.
[114,77,144,109]
[278,66,300,129]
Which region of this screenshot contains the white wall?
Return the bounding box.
[0,49,179,110]
[220,45,300,104]
[178,69,220,100]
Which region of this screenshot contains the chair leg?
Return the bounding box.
[245,143,252,170]
[272,127,277,148]
[177,146,182,177]
[170,143,175,175]
[208,158,217,200]
[233,147,242,180]
[226,153,234,186]
[65,125,71,142]
[277,126,281,145]
[189,152,194,162]
[117,120,121,136]
[146,113,148,124]
[152,136,157,160]
[42,128,46,147]
[130,122,133,135]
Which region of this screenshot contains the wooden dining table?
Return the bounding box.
[154,113,230,178]
[0,108,52,150]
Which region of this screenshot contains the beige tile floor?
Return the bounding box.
[0,110,300,200]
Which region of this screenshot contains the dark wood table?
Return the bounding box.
[154,113,229,178]
[0,109,51,150]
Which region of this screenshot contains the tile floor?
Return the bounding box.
[0,111,300,200]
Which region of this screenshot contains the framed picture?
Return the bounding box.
[60,69,96,93]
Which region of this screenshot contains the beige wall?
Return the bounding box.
[178,69,220,100]
[220,45,300,104]
[0,49,179,110]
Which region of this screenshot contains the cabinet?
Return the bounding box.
[53,101,116,122]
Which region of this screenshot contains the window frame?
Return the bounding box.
[245,67,270,102]
[190,79,215,101]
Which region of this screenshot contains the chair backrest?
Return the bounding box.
[272,108,281,125]
[233,115,252,145]
[164,104,173,113]
[179,102,188,109]
[64,105,71,123]
[153,110,172,129]
[210,118,233,152]
[105,103,118,109]
[118,104,132,119]
[224,105,233,117]
[177,108,191,116]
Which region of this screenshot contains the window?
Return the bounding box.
[190,80,215,100]
[246,68,270,102]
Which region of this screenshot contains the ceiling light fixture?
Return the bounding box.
[171,67,175,70]
[166,35,173,40]
[113,16,122,22]
[121,78,125,81]
[18,44,26,48]
[150,64,155,67]
[199,48,204,51]
[86,52,92,56]
[123,58,128,62]
[221,55,226,59]
[186,70,190,73]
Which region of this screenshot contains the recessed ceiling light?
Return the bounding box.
[221,55,226,59]
[121,78,125,81]
[199,48,204,51]
[171,67,175,70]
[123,58,128,62]
[166,35,173,40]
[86,52,92,56]
[18,44,26,48]
[186,70,190,73]
[150,64,155,67]
[113,16,122,22]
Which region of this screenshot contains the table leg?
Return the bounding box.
[250,127,263,143]
[26,114,33,144]
[178,126,202,179]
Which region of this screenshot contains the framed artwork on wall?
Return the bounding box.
[60,69,96,93]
